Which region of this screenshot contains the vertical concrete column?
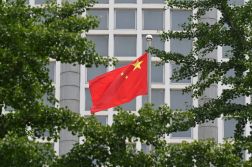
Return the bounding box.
[198,9,219,142]
[59,64,80,155]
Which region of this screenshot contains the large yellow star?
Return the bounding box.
[132,59,143,71]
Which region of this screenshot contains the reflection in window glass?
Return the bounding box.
[88,9,108,30]
[48,62,55,82]
[85,89,92,111]
[97,0,109,3]
[96,116,108,125]
[119,99,136,111]
[171,63,191,83]
[142,89,165,108]
[114,36,136,57]
[170,90,192,111]
[143,10,164,30]
[87,35,108,56]
[152,63,164,83]
[142,35,164,52]
[143,0,164,3]
[115,0,136,3]
[224,118,237,138]
[170,39,192,55]
[171,10,192,31]
[171,129,192,138]
[228,0,244,5]
[86,66,107,83]
[115,9,136,29]
[222,45,233,58]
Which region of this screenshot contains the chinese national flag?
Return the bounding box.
[89,53,148,113]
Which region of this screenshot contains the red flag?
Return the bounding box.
[89,53,148,113]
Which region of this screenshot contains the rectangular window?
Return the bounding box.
[114,35,136,57]
[87,35,108,57]
[142,35,164,53]
[228,0,244,5]
[143,0,164,3]
[170,90,192,111]
[171,10,192,31]
[86,66,107,83]
[170,39,192,55]
[96,116,108,125]
[222,45,233,58]
[142,89,165,108]
[151,62,164,83]
[170,90,192,138]
[48,61,55,83]
[224,118,237,138]
[171,63,191,83]
[35,0,46,4]
[85,88,92,111]
[143,10,164,30]
[97,0,109,3]
[119,99,136,111]
[115,0,136,3]
[115,9,136,29]
[88,9,109,30]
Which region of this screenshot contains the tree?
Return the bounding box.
[2,0,252,166]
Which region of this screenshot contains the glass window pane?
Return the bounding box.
[170,39,192,55]
[115,61,131,68]
[143,10,164,30]
[225,68,235,78]
[152,62,164,83]
[115,9,136,29]
[170,90,192,111]
[85,88,92,111]
[230,96,245,105]
[114,36,136,57]
[86,66,107,83]
[88,9,108,30]
[48,62,55,82]
[171,63,191,83]
[228,0,244,5]
[141,144,155,153]
[97,0,109,3]
[171,129,192,138]
[142,35,164,52]
[119,99,136,111]
[171,10,192,31]
[115,0,136,3]
[95,116,108,125]
[222,45,233,58]
[35,0,46,4]
[142,89,165,108]
[224,118,237,138]
[87,35,108,56]
[143,0,164,3]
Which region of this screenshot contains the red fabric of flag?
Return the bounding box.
[89,53,148,113]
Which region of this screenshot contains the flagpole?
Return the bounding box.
[146,34,152,103]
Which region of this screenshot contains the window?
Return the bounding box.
[114,35,137,57]
[35,0,46,4]
[143,0,164,3]
[222,45,233,58]
[228,0,244,5]
[97,0,109,3]
[96,116,108,125]
[115,9,136,29]
[152,62,164,83]
[88,9,109,30]
[115,0,136,3]
[141,143,155,153]
[86,65,107,83]
[171,10,192,31]
[171,63,191,83]
[170,39,192,55]
[142,35,164,52]
[170,90,192,138]
[143,10,164,30]
[85,88,92,111]
[48,61,55,83]
[119,99,136,111]
[142,89,165,108]
[225,68,235,78]
[224,118,237,138]
[87,35,108,56]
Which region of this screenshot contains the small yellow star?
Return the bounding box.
[132,59,143,71]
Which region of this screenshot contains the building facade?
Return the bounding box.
[20,0,249,159]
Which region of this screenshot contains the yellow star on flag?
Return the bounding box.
[132,59,143,71]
